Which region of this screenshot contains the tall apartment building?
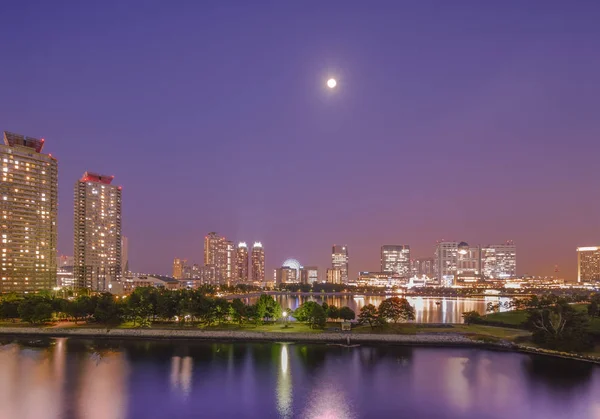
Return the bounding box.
[0,132,58,292]
[236,242,249,283]
[172,258,185,279]
[74,172,122,291]
[203,232,237,284]
[577,246,600,283]
[224,240,236,285]
[481,242,517,279]
[381,245,411,277]
[331,245,349,283]
[251,242,265,283]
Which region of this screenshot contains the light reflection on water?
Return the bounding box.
[0,338,598,419]
[243,295,512,323]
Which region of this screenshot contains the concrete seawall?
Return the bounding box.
[0,327,598,364]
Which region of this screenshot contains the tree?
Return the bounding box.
[254,294,282,323]
[293,301,326,329]
[230,298,247,326]
[0,295,21,322]
[18,297,53,324]
[528,301,593,352]
[93,293,123,327]
[587,294,600,317]
[326,305,340,321]
[358,304,380,328]
[211,298,230,325]
[338,306,355,321]
[378,297,415,323]
[462,311,482,325]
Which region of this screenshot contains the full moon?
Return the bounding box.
[327,78,337,88]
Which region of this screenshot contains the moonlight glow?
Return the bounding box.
[327,78,337,88]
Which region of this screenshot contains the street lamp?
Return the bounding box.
[282,310,288,327]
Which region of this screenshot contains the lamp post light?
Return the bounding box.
[282,310,288,327]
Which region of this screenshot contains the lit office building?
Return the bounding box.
[200,264,218,285]
[276,266,298,284]
[326,268,342,285]
[251,242,265,283]
[56,255,75,288]
[331,245,349,283]
[0,131,58,292]
[456,242,481,283]
[74,172,122,291]
[381,245,411,277]
[434,241,458,286]
[300,266,319,284]
[412,257,434,277]
[481,242,517,279]
[577,246,600,283]
[236,242,249,283]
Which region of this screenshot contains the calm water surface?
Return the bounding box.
[0,338,598,419]
[243,295,512,323]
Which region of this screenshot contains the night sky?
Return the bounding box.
[1,1,599,280]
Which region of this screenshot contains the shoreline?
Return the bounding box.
[0,326,598,365]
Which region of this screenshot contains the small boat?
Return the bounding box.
[435,301,442,305]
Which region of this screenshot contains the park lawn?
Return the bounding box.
[482,310,528,327]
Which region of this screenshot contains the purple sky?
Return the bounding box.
[2,1,599,280]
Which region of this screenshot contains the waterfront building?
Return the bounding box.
[0,131,58,292]
[251,242,265,283]
[331,245,349,283]
[456,242,481,283]
[281,258,301,282]
[577,246,600,282]
[74,172,122,292]
[236,242,249,283]
[434,241,458,286]
[326,268,342,285]
[381,245,411,277]
[300,266,319,284]
[276,266,298,284]
[200,264,218,285]
[481,242,517,279]
[56,255,75,288]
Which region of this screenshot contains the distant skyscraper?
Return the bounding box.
[300,266,319,284]
[121,236,129,274]
[56,255,75,288]
[326,268,342,284]
[74,172,122,291]
[331,245,349,283]
[224,240,236,285]
[481,242,517,279]
[204,232,227,284]
[172,258,184,279]
[381,245,411,277]
[236,242,249,283]
[577,246,600,283]
[1,131,58,292]
[251,242,265,283]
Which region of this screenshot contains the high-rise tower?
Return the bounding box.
[381,245,411,277]
[331,245,349,283]
[74,172,122,291]
[0,131,58,292]
[236,242,249,283]
[251,242,265,283]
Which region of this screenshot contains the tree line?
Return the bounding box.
[463,293,600,352]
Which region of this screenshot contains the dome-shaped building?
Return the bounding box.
[457,242,469,255]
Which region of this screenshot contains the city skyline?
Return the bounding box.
[2,2,599,281]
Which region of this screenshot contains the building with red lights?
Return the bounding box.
[74,172,122,291]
